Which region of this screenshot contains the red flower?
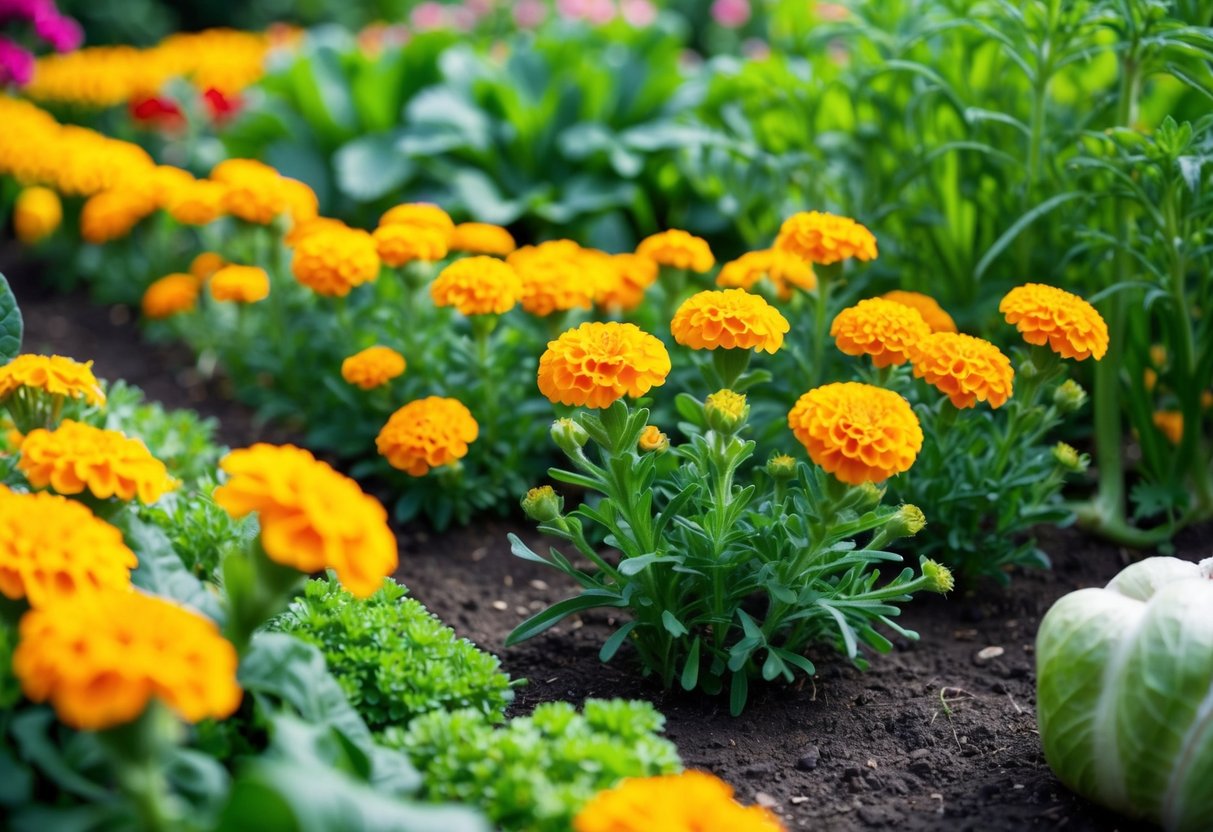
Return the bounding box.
[203,88,242,123]
[129,96,185,131]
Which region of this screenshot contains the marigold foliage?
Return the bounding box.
[13,589,242,730]
[431,257,523,316]
[209,264,270,303]
[671,289,790,354]
[537,322,671,408]
[376,397,479,477]
[341,346,407,390]
[635,229,715,272]
[214,444,398,598]
[292,226,381,297]
[450,222,516,256]
[830,297,931,368]
[142,273,200,319]
[881,290,957,333]
[13,186,61,244]
[788,382,923,484]
[716,248,816,299]
[911,332,1014,409]
[508,240,597,316]
[775,210,878,265]
[0,485,136,607]
[18,419,177,503]
[575,771,785,832]
[999,283,1109,361]
[0,355,105,406]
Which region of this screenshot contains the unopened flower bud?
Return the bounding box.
[638,425,669,453]
[521,485,563,523]
[886,504,926,539]
[1052,442,1088,472]
[1053,379,1087,413]
[551,417,589,455]
[704,389,749,435]
[856,481,884,510]
[766,453,797,480]
[922,559,954,593]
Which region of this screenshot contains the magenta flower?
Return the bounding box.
[710,0,751,28]
[0,36,34,85]
[34,10,81,51]
[410,1,448,31]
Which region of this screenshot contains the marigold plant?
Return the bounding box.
[670,289,789,354]
[80,189,153,244]
[0,354,105,407]
[142,273,200,319]
[637,424,668,452]
[189,251,225,280]
[635,229,715,273]
[595,253,658,312]
[291,225,381,297]
[214,443,398,598]
[211,158,289,225]
[164,179,228,226]
[881,290,957,333]
[999,283,1109,361]
[537,322,671,408]
[0,485,136,607]
[376,396,480,477]
[830,298,932,368]
[450,221,516,256]
[380,202,455,233]
[575,771,785,832]
[716,249,816,299]
[209,264,270,303]
[788,382,923,484]
[910,332,1014,409]
[18,419,177,503]
[13,589,242,730]
[341,346,406,390]
[373,221,450,266]
[13,186,61,243]
[775,211,878,265]
[509,240,596,316]
[431,257,523,316]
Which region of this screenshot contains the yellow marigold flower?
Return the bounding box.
[165,179,228,226]
[671,289,790,354]
[508,241,596,316]
[376,397,479,477]
[211,158,288,225]
[830,298,931,368]
[1153,410,1183,445]
[638,425,669,453]
[431,256,523,316]
[775,211,878,265]
[635,229,715,273]
[189,251,226,280]
[281,177,319,224]
[142,273,200,319]
[881,290,957,333]
[1144,367,1158,392]
[19,419,177,503]
[999,283,1109,361]
[596,253,659,312]
[210,265,270,303]
[910,332,1013,409]
[0,485,136,607]
[574,771,785,832]
[716,249,816,300]
[14,186,62,244]
[537,322,671,409]
[13,589,242,731]
[341,346,406,390]
[215,444,398,598]
[787,382,923,485]
[373,222,450,266]
[450,222,516,256]
[705,389,749,433]
[143,165,196,208]
[0,355,105,407]
[80,189,155,244]
[293,226,381,296]
[380,203,455,234]
[285,216,348,248]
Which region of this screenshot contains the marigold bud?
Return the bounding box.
[1053,379,1088,413]
[638,425,669,453]
[705,389,749,434]
[551,418,590,455]
[922,559,954,594]
[1052,442,1088,472]
[522,486,563,523]
[766,453,797,480]
[884,505,926,540]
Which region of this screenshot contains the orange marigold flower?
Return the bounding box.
[13,589,242,730]
[376,397,479,477]
[999,283,1109,361]
[911,332,1013,409]
[210,265,270,303]
[214,444,398,598]
[0,485,136,607]
[19,419,177,503]
[142,273,200,319]
[14,186,62,244]
[595,253,659,312]
[538,322,672,409]
[211,158,288,225]
[165,179,228,226]
[0,355,105,407]
[671,289,790,354]
[341,346,406,390]
[450,222,516,256]
[881,290,957,333]
[380,203,455,233]
[508,241,596,316]
[716,249,816,300]
[80,189,155,244]
[281,177,319,224]
[285,216,348,248]
[293,226,381,296]
[638,425,669,453]
[775,211,878,265]
[189,251,226,280]
[635,229,715,273]
[574,771,786,832]
[1153,410,1183,445]
[431,256,523,316]
[373,222,450,266]
[788,382,923,484]
[830,298,931,368]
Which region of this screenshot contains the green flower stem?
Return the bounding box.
[222,540,305,656]
[100,702,184,832]
[811,262,842,386]
[711,348,751,390]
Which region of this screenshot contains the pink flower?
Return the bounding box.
[585,0,616,24]
[556,0,589,18]
[513,0,547,28]
[0,36,35,85]
[711,0,751,28]
[449,5,478,30]
[620,0,656,26]
[410,1,448,31]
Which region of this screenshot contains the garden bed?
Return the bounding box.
[11,263,1202,831]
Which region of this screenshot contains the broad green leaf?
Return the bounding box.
[335,132,415,202]
[0,273,22,365]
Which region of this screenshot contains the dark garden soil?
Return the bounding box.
[9,264,1197,832]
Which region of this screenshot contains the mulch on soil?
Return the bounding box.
[9,266,1186,832]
